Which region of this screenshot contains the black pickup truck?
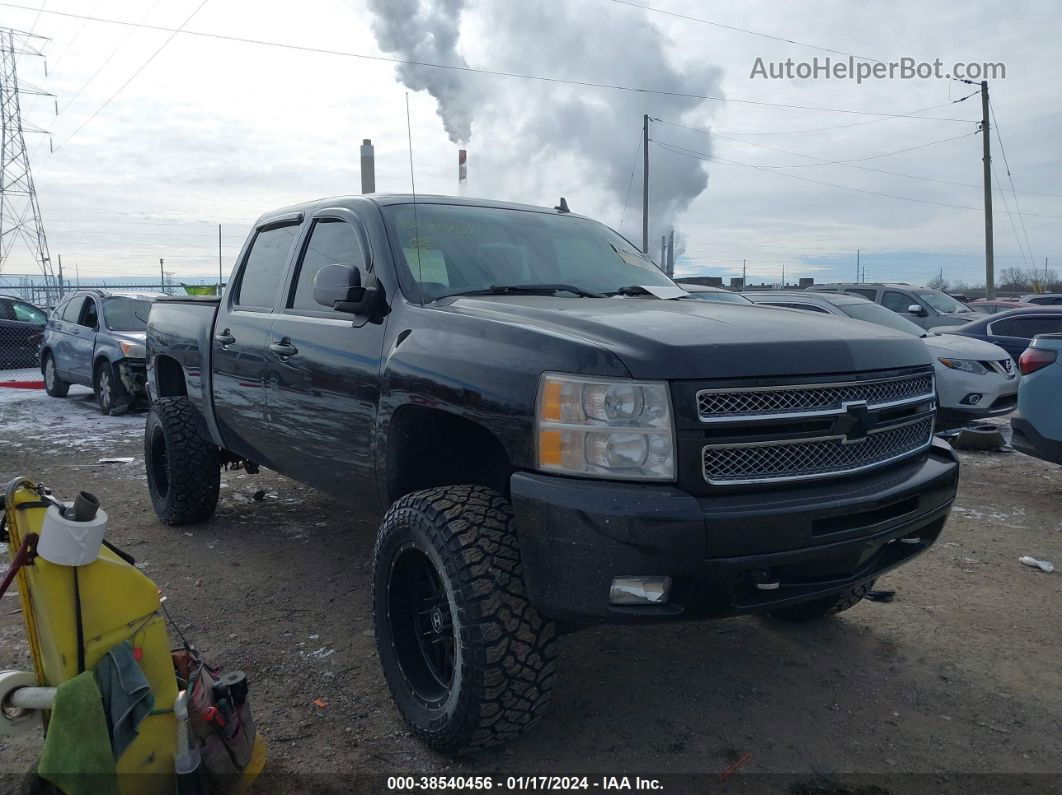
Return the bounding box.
[145,195,959,753]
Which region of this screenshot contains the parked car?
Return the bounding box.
[675,282,753,304]
[144,194,958,754]
[742,291,1018,428]
[969,299,1029,315]
[1011,334,1062,465]
[934,306,1062,362]
[1019,293,1062,306]
[40,290,158,414]
[807,282,977,329]
[0,295,47,369]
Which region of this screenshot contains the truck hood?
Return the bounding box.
[932,312,976,326]
[924,333,1010,361]
[439,297,932,380]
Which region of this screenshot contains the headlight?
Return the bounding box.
[937,357,988,375]
[119,341,146,358]
[535,373,675,480]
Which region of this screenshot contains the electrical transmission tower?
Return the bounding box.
[0,26,55,299]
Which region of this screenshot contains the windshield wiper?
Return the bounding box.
[441,283,605,299]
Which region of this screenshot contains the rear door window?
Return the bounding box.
[847,288,878,301]
[62,297,85,322]
[235,224,301,309]
[1005,316,1062,338]
[0,300,13,321]
[289,219,366,311]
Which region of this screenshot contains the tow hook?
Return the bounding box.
[748,569,780,591]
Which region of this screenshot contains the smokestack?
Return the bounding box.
[458,149,467,195]
[666,229,675,277]
[360,138,375,194]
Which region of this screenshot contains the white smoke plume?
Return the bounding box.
[366,0,722,244]
[367,0,475,144]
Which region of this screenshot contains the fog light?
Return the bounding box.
[609,576,672,605]
[960,393,983,405]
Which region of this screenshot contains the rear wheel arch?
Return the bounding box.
[153,354,188,398]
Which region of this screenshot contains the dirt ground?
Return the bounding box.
[0,385,1060,792]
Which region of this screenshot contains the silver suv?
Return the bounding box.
[807,283,976,329]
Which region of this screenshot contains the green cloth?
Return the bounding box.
[38,671,119,795]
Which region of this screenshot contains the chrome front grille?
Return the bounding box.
[702,415,935,485]
[697,371,934,422]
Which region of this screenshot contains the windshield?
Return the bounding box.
[682,291,752,304]
[841,302,925,337]
[381,204,674,301]
[915,289,972,314]
[103,297,152,331]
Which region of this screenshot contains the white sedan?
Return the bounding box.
[742,290,1018,429]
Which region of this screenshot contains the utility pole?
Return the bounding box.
[0,27,55,302]
[641,113,649,254]
[980,80,995,299]
[218,224,223,290]
[159,257,165,294]
[856,249,860,283]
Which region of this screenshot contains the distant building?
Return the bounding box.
[677,276,724,287]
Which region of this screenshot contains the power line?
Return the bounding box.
[989,97,1036,266]
[617,133,641,231]
[707,95,979,135]
[51,0,210,153]
[55,0,166,117]
[44,0,102,71]
[658,117,983,171]
[773,131,980,167]
[607,0,883,64]
[990,159,1031,269]
[652,139,1062,218]
[0,2,977,122]
[659,119,1062,198]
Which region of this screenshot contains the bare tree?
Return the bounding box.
[925,274,950,291]
[998,266,1028,290]
[1029,268,1058,294]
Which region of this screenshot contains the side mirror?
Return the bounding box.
[314,264,377,314]
[907,303,928,317]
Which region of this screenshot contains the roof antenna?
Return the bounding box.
[554,197,570,213]
[405,93,424,306]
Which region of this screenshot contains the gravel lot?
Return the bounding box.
[1,385,1060,792]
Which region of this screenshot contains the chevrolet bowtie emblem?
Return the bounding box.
[834,401,871,444]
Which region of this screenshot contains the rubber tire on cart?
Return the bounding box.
[372,484,557,754]
[94,360,128,415]
[144,396,221,525]
[42,353,69,397]
[767,579,876,622]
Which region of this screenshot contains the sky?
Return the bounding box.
[0,0,1059,288]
